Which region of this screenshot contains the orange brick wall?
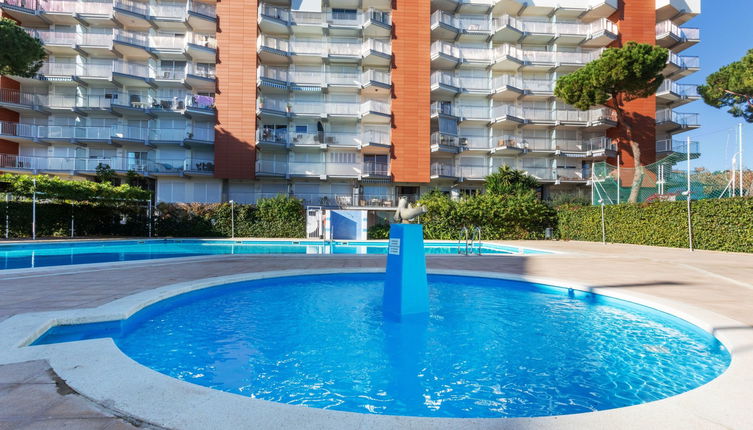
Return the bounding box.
[390,0,431,183]
[213,0,258,179]
[0,77,20,155]
[607,0,658,168]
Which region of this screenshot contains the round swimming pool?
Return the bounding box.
[111,273,729,418]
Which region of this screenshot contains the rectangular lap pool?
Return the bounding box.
[0,239,548,271]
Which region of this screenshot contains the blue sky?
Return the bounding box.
[682,0,753,171]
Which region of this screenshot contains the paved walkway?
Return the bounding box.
[1,240,752,429]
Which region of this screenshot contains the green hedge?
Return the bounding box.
[0,200,147,238]
[155,195,305,238]
[556,197,753,252]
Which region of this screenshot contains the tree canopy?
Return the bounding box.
[0,18,46,78]
[484,165,539,196]
[554,42,668,110]
[554,42,669,203]
[698,49,753,123]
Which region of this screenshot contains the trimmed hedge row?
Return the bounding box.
[154,195,305,238]
[0,200,148,238]
[557,197,753,252]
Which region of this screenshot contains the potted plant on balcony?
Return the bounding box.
[286,102,293,113]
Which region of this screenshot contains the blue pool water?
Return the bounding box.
[33,273,730,418]
[0,239,543,271]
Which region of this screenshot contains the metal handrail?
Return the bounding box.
[457,226,469,255]
[471,226,482,255]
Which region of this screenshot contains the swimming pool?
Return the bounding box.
[32,273,730,418]
[0,239,547,270]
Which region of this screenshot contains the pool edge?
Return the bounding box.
[0,268,751,429]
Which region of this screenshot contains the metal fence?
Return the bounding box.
[590,148,750,205]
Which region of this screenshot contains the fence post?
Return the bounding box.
[599,199,606,245]
[4,193,8,239]
[32,178,37,241]
[147,199,152,238]
[70,202,75,238]
[685,136,694,251]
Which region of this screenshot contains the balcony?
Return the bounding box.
[257,128,390,151]
[431,132,465,154]
[430,162,457,179]
[258,66,390,90]
[657,80,700,108]
[258,4,391,36]
[656,20,700,52]
[187,1,216,32]
[665,53,700,79]
[656,109,700,134]
[0,153,214,176]
[492,76,553,100]
[656,139,701,162]
[493,45,603,72]
[430,101,457,118]
[288,161,326,178]
[490,104,523,127]
[489,135,526,155]
[456,164,489,180]
[656,0,700,26]
[113,29,151,60]
[492,15,617,47]
[456,104,490,123]
[256,159,289,177]
[0,88,47,114]
[0,121,38,143]
[113,0,150,30]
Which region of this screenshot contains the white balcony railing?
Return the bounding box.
[656,20,700,42]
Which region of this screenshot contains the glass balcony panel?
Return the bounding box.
[80,32,113,46]
[115,0,148,15]
[189,0,215,18]
[327,162,361,176]
[78,0,112,14]
[289,161,325,176]
[290,11,323,25]
[151,3,186,19]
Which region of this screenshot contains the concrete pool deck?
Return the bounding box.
[0,240,752,429]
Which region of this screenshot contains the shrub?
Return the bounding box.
[367,223,390,240]
[154,196,304,238]
[417,191,556,240]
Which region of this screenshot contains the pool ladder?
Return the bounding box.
[457,226,482,256]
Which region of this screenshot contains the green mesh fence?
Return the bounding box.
[590,143,751,204]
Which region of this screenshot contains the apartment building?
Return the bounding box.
[0,0,701,208]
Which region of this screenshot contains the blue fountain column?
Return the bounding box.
[383,224,429,320]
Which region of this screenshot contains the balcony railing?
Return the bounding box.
[656,139,700,153]
[657,80,700,98]
[493,15,617,37]
[151,3,186,19]
[114,0,148,16]
[0,153,214,174]
[431,163,456,177]
[189,0,215,18]
[656,109,700,127]
[0,121,37,138]
[259,5,389,27]
[494,44,603,65]
[258,128,389,147]
[457,165,489,179]
[258,66,390,87]
[0,88,46,106]
[656,20,700,42]
[668,53,700,69]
